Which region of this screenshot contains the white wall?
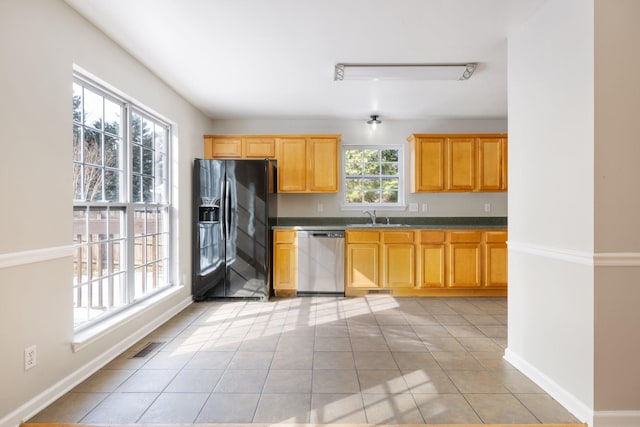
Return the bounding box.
[593,0,640,415]
[0,1,209,424]
[506,0,595,422]
[211,118,508,218]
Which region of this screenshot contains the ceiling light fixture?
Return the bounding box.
[334,63,477,81]
[367,115,381,129]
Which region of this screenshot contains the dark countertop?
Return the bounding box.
[272,217,507,230]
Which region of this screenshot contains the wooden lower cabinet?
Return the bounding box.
[447,231,482,288]
[382,231,416,288]
[345,228,507,297]
[345,230,380,288]
[273,230,297,297]
[484,230,508,287]
[417,231,446,288]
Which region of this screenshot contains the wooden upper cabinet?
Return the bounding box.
[477,137,505,191]
[204,136,242,158]
[277,137,308,192]
[277,135,340,193]
[447,137,476,191]
[408,134,507,193]
[203,135,276,159]
[308,137,339,192]
[409,137,446,192]
[244,137,276,158]
[203,134,340,193]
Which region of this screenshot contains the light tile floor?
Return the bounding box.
[29,296,581,425]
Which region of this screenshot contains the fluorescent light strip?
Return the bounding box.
[334,63,476,81]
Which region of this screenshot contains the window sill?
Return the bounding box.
[340,205,408,212]
[72,285,184,353]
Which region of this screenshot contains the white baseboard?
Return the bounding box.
[593,410,640,427]
[504,348,593,426]
[0,295,192,427]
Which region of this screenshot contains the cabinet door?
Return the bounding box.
[414,137,446,191]
[447,137,475,191]
[477,137,504,191]
[417,231,445,288]
[346,243,380,288]
[243,137,276,158]
[484,231,507,287]
[207,136,243,158]
[447,231,482,287]
[308,137,339,192]
[273,230,297,294]
[383,244,415,288]
[277,138,307,192]
[502,137,508,190]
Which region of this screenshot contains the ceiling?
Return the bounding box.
[64,0,545,121]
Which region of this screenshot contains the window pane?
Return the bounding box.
[83,88,103,130]
[381,162,398,176]
[364,190,380,203]
[146,236,157,262]
[346,191,363,203]
[131,112,142,144]
[142,148,153,175]
[73,125,82,161]
[142,118,153,147]
[104,98,121,136]
[105,135,120,169]
[109,210,123,239]
[134,210,146,236]
[345,162,362,176]
[154,124,166,152]
[364,163,380,175]
[104,170,120,201]
[345,149,363,163]
[363,149,379,162]
[363,178,379,190]
[382,177,399,190]
[73,164,83,201]
[382,190,398,203]
[345,178,362,191]
[84,129,102,165]
[132,174,141,202]
[143,176,153,202]
[132,145,141,173]
[381,149,398,162]
[84,166,103,201]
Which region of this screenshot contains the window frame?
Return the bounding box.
[341,144,405,210]
[72,73,172,331]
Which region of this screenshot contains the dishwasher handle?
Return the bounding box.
[310,231,345,238]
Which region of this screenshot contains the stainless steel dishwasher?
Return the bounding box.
[297,230,345,295]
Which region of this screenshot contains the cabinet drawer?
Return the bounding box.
[448,231,482,243]
[382,230,415,244]
[346,230,380,243]
[419,230,445,244]
[485,230,507,243]
[274,230,297,243]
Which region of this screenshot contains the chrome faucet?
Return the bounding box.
[363,210,377,224]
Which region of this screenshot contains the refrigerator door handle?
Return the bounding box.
[225,179,231,240]
[220,179,225,240]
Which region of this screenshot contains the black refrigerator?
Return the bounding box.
[192,159,277,301]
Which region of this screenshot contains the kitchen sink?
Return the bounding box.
[346,223,412,228]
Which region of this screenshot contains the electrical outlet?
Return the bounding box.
[25,345,36,370]
[484,203,492,213]
[317,203,324,213]
[422,203,428,212]
[409,203,419,212]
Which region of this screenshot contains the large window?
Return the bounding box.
[72,76,171,328]
[343,146,403,207]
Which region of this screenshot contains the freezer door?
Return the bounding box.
[224,160,269,299]
[193,159,225,299]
